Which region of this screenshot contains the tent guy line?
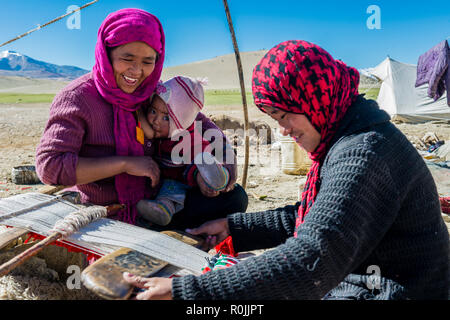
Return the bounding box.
[0,0,99,49]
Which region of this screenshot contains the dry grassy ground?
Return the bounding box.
[0,101,449,211]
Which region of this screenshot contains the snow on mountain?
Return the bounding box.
[0,50,22,59]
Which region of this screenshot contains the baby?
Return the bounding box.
[136,76,230,226]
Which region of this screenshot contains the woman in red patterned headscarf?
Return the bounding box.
[251,40,360,236]
[125,40,448,301]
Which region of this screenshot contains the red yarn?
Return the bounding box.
[440,197,450,214]
[215,236,237,257]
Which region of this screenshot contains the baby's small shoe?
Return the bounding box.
[136,198,176,226]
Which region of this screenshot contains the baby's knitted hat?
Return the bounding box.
[154,76,207,137]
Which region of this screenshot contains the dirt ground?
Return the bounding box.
[0,101,449,299]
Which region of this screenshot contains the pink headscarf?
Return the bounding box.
[93,8,165,224]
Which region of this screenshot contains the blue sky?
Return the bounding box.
[0,0,449,71]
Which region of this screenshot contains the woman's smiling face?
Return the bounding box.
[109,41,158,94]
[262,105,321,153]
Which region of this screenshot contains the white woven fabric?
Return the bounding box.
[0,193,209,274]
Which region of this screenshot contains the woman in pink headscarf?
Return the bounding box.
[35,8,247,228]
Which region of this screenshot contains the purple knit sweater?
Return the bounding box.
[35,72,236,206]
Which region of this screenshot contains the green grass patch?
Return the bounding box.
[0,93,55,104]
[0,88,379,105]
[205,88,380,106]
[358,87,380,100]
[205,89,254,106]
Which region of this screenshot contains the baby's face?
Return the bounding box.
[147,95,170,138]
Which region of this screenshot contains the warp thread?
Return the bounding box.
[50,206,107,237]
[0,195,64,222]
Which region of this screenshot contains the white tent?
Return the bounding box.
[367,57,449,122]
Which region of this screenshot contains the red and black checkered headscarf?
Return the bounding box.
[252,40,360,237]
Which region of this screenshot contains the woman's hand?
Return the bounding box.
[76,156,159,186]
[123,273,172,300]
[196,172,220,197]
[124,156,160,187]
[186,218,230,250]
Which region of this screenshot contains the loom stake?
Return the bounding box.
[222,0,250,189]
[0,203,124,277]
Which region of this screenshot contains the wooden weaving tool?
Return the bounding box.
[81,230,204,300]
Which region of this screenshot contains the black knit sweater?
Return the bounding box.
[172,95,449,300]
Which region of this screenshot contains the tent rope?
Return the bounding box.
[0,0,99,49]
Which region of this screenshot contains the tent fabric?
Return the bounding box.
[367,57,449,123]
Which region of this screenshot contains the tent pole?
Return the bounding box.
[222,0,249,190]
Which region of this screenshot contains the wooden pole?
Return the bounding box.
[0,0,99,48]
[0,232,63,277]
[0,203,124,277]
[222,0,249,190]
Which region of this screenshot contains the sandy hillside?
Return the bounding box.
[162,50,267,90]
[162,50,381,91]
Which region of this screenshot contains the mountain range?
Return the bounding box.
[0,50,89,80]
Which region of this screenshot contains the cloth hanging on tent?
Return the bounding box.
[368,57,450,122]
[415,40,450,106]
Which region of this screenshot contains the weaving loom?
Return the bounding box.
[0,193,210,275]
